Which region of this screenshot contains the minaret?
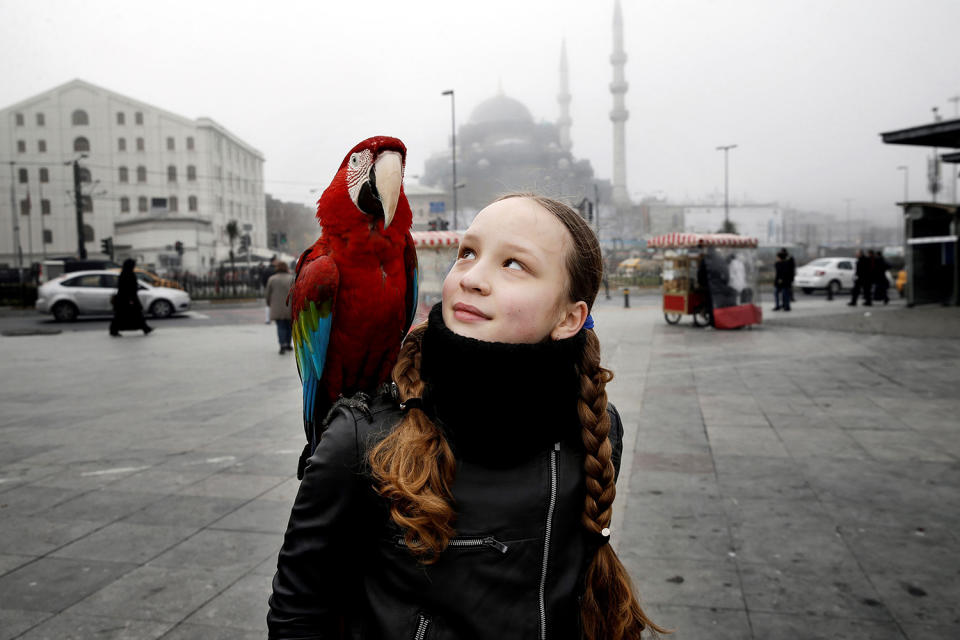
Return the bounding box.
[610,0,630,207]
[557,39,573,153]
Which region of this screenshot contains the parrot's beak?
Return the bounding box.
[374,151,403,229]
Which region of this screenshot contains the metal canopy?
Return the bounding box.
[880,118,960,149]
[941,151,960,163]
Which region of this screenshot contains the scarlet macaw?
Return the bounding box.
[291,136,418,477]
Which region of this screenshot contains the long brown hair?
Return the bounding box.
[369,193,666,638]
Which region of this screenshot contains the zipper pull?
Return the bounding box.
[483,536,509,553]
[554,442,561,451]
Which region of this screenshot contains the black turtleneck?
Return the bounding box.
[420,304,586,467]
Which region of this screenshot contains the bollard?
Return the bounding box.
[623,287,630,308]
[826,284,833,301]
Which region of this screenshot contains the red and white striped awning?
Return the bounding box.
[412,231,462,248]
[646,233,759,249]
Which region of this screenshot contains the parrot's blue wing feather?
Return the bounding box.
[291,254,338,431]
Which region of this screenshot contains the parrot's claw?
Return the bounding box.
[321,391,374,426]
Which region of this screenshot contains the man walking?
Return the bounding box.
[773,249,795,311]
[265,262,295,354]
[848,250,873,306]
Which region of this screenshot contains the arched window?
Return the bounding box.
[137,166,146,183]
[82,224,94,241]
[120,197,130,213]
[118,166,129,183]
[78,167,92,183]
[187,165,196,181]
[169,196,179,212]
[188,195,198,212]
[72,110,89,125]
[167,165,177,182]
[73,136,90,153]
[138,196,148,212]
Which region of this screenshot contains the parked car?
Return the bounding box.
[35,270,191,322]
[795,257,856,295]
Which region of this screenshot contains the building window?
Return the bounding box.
[20,199,30,215]
[119,166,129,183]
[151,197,167,211]
[81,195,93,213]
[39,168,49,183]
[138,196,148,212]
[135,111,143,125]
[43,229,53,244]
[169,196,179,212]
[41,199,51,215]
[74,136,90,153]
[120,197,130,213]
[167,137,175,151]
[187,165,196,181]
[36,113,45,126]
[136,137,144,151]
[187,136,195,151]
[38,140,47,153]
[118,138,126,152]
[78,167,91,183]
[167,165,177,182]
[72,110,89,126]
[137,166,146,182]
[18,168,28,183]
[83,224,94,242]
[117,112,125,125]
[17,140,26,153]
[15,113,24,126]
[188,195,198,212]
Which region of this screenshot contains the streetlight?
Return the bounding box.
[65,153,88,258]
[716,144,737,232]
[896,166,909,246]
[441,89,458,230]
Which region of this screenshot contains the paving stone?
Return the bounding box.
[0,557,137,612]
[640,603,751,640]
[713,455,816,501]
[14,612,172,639]
[847,429,956,463]
[0,516,103,556]
[122,494,247,529]
[0,609,52,640]
[181,572,272,632]
[707,426,790,457]
[619,553,744,610]
[51,522,198,564]
[149,530,280,573]
[774,426,869,459]
[38,489,165,524]
[748,611,906,639]
[158,623,264,640]
[208,498,292,535]
[176,471,286,500]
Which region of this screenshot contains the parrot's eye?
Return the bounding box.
[349,154,359,167]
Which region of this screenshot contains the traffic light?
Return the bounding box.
[100,236,114,259]
[174,240,184,256]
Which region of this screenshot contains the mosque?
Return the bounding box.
[418,0,640,241]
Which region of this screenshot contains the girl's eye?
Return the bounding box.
[504,259,523,271]
[459,248,476,260]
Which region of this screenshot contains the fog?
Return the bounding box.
[2,0,958,223]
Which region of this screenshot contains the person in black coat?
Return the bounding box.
[110,258,153,336]
[872,249,890,305]
[773,249,795,311]
[848,250,873,306]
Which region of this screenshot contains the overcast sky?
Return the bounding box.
[2,0,958,226]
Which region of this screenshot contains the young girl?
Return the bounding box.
[268,194,664,639]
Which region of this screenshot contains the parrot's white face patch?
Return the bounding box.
[346,149,375,207]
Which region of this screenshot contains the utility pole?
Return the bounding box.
[72,157,87,259]
[896,166,908,246]
[38,178,47,259]
[9,162,24,277]
[716,144,737,232]
[594,182,601,234]
[843,198,853,245]
[441,89,458,230]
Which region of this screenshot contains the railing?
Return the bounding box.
[170,273,266,300]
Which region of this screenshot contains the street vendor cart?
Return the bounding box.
[411,230,461,325]
[647,232,763,329]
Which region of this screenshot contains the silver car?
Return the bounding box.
[36,270,191,322]
[795,257,857,295]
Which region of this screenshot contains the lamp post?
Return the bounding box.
[896,166,908,246]
[716,144,737,232]
[65,154,88,258]
[441,89,457,230]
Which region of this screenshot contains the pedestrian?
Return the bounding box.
[872,249,890,305]
[773,249,794,311]
[848,249,873,306]
[262,256,278,323]
[267,193,666,639]
[265,261,295,354]
[109,258,153,337]
[728,252,746,304]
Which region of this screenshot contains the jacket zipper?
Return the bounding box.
[414,613,430,640]
[394,535,509,554]
[538,442,560,640]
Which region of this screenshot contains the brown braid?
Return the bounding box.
[368,324,457,563]
[578,331,669,639]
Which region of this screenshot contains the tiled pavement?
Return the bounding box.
[1,298,958,639]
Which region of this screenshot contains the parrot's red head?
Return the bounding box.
[316,136,411,239]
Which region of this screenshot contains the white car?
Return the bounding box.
[795,257,856,295]
[36,270,191,322]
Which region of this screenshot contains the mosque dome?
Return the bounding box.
[469,94,534,125]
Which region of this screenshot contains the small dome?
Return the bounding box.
[469,94,534,125]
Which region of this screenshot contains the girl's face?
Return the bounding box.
[441,197,588,343]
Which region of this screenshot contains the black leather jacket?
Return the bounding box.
[267,395,624,640]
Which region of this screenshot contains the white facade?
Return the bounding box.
[683,204,784,245]
[0,79,265,273]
